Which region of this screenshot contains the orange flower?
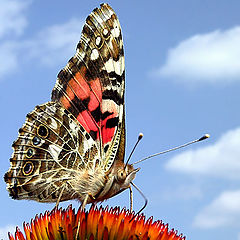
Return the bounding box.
[8,205,185,240]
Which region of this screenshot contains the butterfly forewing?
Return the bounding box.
[51,4,125,171]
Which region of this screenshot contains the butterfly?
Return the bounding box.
[4,3,140,210]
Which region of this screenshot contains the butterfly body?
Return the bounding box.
[4,4,139,207]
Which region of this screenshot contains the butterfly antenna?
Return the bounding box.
[129,182,148,222]
[133,134,210,165]
[124,133,144,169]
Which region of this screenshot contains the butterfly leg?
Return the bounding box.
[129,185,133,212]
[75,194,89,240]
[55,184,66,209]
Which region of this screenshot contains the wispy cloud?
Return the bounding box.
[0,17,83,79]
[24,18,83,66]
[0,41,19,76]
[193,190,240,228]
[165,127,240,180]
[0,0,30,39]
[0,0,84,80]
[0,0,31,78]
[155,26,240,85]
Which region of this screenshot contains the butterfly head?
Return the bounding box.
[115,164,140,188]
[102,164,140,201]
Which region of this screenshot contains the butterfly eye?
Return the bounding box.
[26,148,34,158]
[23,162,34,175]
[116,170,127,183]
[37,125,49,138]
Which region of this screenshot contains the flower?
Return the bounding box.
[8,205,185,240]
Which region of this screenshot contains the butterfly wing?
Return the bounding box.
[4,102,101,202]
[52,3,125,172]
[5,4,126,203]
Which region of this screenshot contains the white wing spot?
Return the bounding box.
[96,36,102,47]
[69,120,79,135]
[111,21,120,38]
[90,48,99,60]
[103,28,109,37]
[48,118,58,130]
[49,144,62,160]
[104,56,124,75]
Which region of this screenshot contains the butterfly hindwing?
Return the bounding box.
[51,3,125,171]
[4,102,100,201]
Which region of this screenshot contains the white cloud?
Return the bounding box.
[157,26,240,84]
[0,41,19,76]
[0,18,83,79]
[193,190,240,228]
[165,127,240,180]
[0,0,84,80]
[0,0,31,78]
[0,0,30,39]
[0,225,16,239]
[25,18,83,66]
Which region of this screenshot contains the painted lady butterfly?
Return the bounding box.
[4,3,139,209]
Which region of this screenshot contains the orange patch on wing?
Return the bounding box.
[60,74,107,142]
[90,78,102,101]
[60,71,91,109]
[77,110,99,133]
[71,72,90,100]
[76,112,90,132]
[88,78,102,111]
[102,127,115,144]
[60,95,71,109]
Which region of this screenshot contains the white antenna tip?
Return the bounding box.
[198,134,210,141]
[138,133,144,140]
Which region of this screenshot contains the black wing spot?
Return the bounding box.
[85,133,90,140]
[64,109,69,115]
[89,130,97,140]
[106,117,119,128]
[37,125,49,138]
[109,71,123,84]
[80,126,85,133]
[18,128,23,134]
[104,144,109,153]
[102,111,113,120]
[4,172,10,182]
[102,90,123,105]
[70,96,90,116]
[91,105,101,123]
[52,192,57,199]
[12,141,16,147]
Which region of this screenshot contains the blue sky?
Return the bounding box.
[1,0,240,239]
